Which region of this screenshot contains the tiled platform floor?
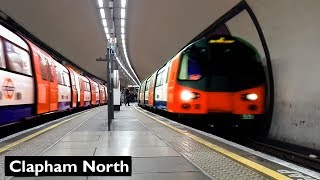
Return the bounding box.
[12,105,210,180]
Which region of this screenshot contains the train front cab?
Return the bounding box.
[142,36,267,132]
[167,36,266,126]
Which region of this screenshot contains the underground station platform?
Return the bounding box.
[0,105,319,180]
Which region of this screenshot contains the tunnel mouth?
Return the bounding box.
[177,35,267,93]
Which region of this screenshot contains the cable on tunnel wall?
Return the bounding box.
[185,0,274,123]
[0,10,107,84]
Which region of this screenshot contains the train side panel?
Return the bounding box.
[0,24,35,125]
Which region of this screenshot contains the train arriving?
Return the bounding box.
[0,23,108,127]
[138,35,266,127]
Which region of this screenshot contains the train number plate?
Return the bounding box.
[241,114,255,119]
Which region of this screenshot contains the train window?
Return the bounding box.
[146,80,151,90]
[0,40,5,68]
[4,41,32,76]
[70,73,76,89]
[40,56,48,80]
[178,53,202,81]
[63,72,70,87]
[156,72,163,86]
[86,82,91,91]
[56,70,64,85]
[166,62,171,83]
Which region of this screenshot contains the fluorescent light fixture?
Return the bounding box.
[121,19,125,27]
[106,34,110,39]
[102,19,107,27]
[121,0,126,8]
[121,34,125,40]
[115,56,138,85]
[98,0,103,8]
[121,27,125,33]
[121,9,126,19]
[100,9,105,19]
[104,27,109,34]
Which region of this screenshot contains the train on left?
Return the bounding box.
[0,23,108,127]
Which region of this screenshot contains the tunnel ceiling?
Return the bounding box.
[0,0,241,83]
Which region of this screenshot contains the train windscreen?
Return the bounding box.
[178,36,266,92]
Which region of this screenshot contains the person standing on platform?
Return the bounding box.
[125,88,131,106]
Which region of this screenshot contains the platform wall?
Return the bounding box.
[245,0,320,150]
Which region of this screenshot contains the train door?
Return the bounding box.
[89,79,96,106]
[144,78,151,105]
[154,64,168,110]
[47,58,58,112]
[148,73,157,107]
[139,81,146,106]
[104,85,108,103]
[68,68,77,108]
[95,84,100,105]
[79,77,85,107]
[35,54,50,114]
[167,55,180,112]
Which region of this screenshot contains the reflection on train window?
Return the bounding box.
[40,56,48,80]
[146,80,151,90]
[57,70,64,85]
[48,62,54,82]
[156,68,165,87]
[0,40,6,68]
[4,41,32,76]
[63,72,70,87]
[85,82,90,91]
[179,53,202,81]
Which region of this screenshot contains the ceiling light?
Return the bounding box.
[104,27,109,34]
[121,19,125,27]
[98,0,103,8]
[121,0,126,8]
[102,19,107,27]
[100,9,105,19]
[106,34,110,39]
[121,27,125,33]
[121,34,125,40]
[121,9,126,19]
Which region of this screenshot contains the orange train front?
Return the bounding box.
[139,35,266,124]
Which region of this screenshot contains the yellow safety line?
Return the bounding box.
[134,106,291,180]
[0,108,97,154]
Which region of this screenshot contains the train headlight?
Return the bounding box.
[181,90,199,101]
[245,93,258,101]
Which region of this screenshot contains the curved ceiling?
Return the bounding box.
[0,0,241,83]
